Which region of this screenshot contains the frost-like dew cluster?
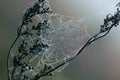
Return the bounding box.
[8,0,90,80]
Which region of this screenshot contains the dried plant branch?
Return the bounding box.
[7,0,120,80]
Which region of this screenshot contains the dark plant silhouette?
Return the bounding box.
[7,0,120,80]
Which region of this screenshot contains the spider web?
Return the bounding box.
[8,0,90,79]
[9,13,90,77]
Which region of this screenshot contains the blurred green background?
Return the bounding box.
[0,0,120,80]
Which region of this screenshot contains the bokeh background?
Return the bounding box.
[0,0,120,80]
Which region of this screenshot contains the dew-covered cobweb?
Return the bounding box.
[8,0,90,79]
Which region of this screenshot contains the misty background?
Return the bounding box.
[0,0,120,80]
